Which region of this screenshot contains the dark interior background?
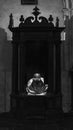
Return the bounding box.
[20,40,54,91]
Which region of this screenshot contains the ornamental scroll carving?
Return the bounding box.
[8,6,60,30]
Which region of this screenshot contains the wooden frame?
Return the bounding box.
[21,0,38,5]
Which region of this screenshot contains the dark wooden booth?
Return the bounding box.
[8,7,65,117]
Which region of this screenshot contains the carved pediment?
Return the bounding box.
[19,6,54,27]
[8,6,60,30]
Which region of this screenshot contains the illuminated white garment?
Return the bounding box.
[26,74,48,96]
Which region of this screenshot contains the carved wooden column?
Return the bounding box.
[53,43,56,92]
[12,42,18,94]
[48,38,54,93]
[19,43,26,93]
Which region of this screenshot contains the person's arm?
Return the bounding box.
[41,77,44,83]
[27,78,33,87]
[45,84,48,90]
[26,78,33,93]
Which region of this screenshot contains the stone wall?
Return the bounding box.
[61,13,73,112]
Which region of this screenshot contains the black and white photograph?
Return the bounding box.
[0,0,73,130]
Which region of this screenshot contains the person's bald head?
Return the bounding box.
[33,73,41,79]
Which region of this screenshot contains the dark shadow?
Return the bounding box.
[0,27,12,72]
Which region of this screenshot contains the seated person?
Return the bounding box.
[26,73,48,95]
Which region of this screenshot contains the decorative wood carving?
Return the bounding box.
[8,6,59,30]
